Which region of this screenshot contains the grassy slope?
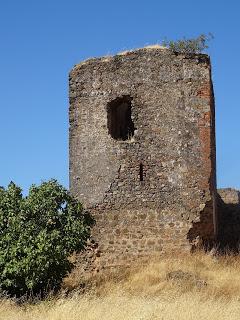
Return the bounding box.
[2,252,240,320]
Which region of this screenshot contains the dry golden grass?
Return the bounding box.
[74,44,167,69]
[2,251,240,320]
[116,44,167,56]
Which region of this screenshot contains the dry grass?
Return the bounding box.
[117,44,167,56]
[73,44,167,69]
[2,251,240,320]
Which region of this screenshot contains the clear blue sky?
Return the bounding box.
[0,0,239,192]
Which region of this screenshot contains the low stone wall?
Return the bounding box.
[217,188,240,250]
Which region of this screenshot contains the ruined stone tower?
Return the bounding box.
[69,46,217,270]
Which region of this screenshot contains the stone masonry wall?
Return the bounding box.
[217,188,240,250]
[69,47,217,272]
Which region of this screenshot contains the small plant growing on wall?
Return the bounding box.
[162,33,214,54]
[0,179,93,297]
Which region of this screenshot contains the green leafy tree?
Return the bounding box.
[162,33,214,54]
[0,180,93,296]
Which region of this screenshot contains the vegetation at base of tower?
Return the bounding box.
[2,252,240,319]
[162,33,214,54]
[0,179,93,297]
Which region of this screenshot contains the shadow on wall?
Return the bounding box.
[187,200,215,252]
[186,189,240,252]
[217,189,240,252]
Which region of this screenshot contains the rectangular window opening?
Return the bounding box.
[140,163,144,181]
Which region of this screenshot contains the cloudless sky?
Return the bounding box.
[0,0,239,192]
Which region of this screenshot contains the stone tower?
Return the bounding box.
[69,46,217,270]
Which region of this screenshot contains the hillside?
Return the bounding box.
[1,251,240,320]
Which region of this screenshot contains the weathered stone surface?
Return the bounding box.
[69,47,217,272]
[217,188,240,249]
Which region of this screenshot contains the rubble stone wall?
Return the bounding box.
[217,188,240,249]
[69,47,217,272]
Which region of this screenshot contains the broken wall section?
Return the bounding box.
[217,188,240,250]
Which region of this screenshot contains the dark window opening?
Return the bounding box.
[139,163,144,181]
[107,96,135,141]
